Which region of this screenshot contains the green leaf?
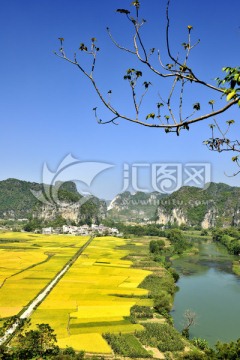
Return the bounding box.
[146,113,155,120]
[135,70,142,77]
[193,102,200,111]
[165,128,170,133]
[232,156,239,162]
[226,90,236,101]
[182,43,189,50]
[91,37,97,42]
[230,80,237,89]
[226,119,235,125]
[79,43,88,51]
[187,25,193,31]
[116,9,130,14]
[208,100,215,105]
[183,123,190,130]
[143,81,151,89]
[179,65,187,72]
[157,102,164,108]
[131,0,140,7]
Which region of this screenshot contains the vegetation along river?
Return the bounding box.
[171,239,240,346]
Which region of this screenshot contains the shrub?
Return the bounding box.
[130,305,153,319]
[135,323,184,352]
[103,333,151,358]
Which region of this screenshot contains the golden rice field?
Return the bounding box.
[30,236,151,353]
[0,232,88,318]
[0,233,151,353]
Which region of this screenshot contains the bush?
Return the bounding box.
[154,292,172,313]
[63,347,76,356]
[191,338,209,351]
[130,305,153,319]
[103,333,151,358]
[149,239,165,254]
[135,323,184,352]
[140,273,176,298]
[181,351,207,360]
[168,268,180,282]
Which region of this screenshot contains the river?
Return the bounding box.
[171,239,240,346]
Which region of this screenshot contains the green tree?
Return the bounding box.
[149,239,165,254]
[14,323,59,359]
[214,338,240,359]
[167,229,189,254]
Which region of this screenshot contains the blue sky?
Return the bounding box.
[1,0,240,199]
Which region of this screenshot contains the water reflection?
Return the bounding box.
[171,241,240,346]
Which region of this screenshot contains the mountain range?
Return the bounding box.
[1,178,240,228]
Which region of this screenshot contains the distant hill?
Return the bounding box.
[0,178,107,224]
[1,179,240,228]
[156,182,240,228]
[107,183,240,228]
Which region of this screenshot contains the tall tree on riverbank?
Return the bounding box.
[182,309,197,339]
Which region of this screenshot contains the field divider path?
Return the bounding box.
[0,236,94,346]
[0,253,55,290]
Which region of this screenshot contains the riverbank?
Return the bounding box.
[120,236,205,358]
[171,239,240,346]
[233,260,240,275]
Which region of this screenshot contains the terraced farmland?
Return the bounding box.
[30,236,151,353]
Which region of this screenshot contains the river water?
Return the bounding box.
[171,240,240,346]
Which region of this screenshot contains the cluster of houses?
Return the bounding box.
[42,223,120,236]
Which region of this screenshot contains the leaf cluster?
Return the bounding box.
[135,323,185,352]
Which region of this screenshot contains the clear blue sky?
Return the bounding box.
[1,0,240,199]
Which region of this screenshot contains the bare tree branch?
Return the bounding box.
[55,0,240,173]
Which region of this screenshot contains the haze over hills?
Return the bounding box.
[1,178,240,228]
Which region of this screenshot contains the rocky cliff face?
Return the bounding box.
[0,178,107,223]
[107,191,165,222]
[36,202,81,222]
[107,183,240,228]
[155,183,240,228]
[1,179,240,228]
[233,208,240,227]
[157,208,188,226]
[36,199,107,224]
[201,208,218,229]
